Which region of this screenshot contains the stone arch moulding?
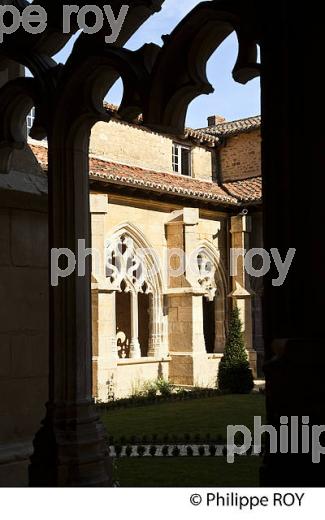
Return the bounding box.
[0,0,261,489]
[143,0,260,134]
[105,222,167,358]
[0,0,167,488]
[195,240,228,353]
[196,240,228,297]
[106,221,165,292]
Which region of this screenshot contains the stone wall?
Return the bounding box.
[90,194,230,394]
[219,130,261,181]
[192,146,213,181]
[91,120,173,174]
[90,120,214,181]
[0,158,48,486]
[115,359,170,399]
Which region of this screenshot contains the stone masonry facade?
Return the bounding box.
[0,107,263,483]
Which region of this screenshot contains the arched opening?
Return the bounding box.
[203,297,215,354]
[186,32,261,128]
[105,225,165,360]
[138,292,150,357]
[196,246,227,355]
[116,290,131,359]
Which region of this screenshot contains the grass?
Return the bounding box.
[102,393,265,487]
[114,457,262,487]
[101,393,265,440]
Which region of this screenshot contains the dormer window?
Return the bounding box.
[172,143,191,176]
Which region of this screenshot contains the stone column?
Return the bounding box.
[29,136,111,487]
[95,290,118,402]
[129,291,141,359]
[192,294,207,355]
[214,289,226,353]
[229,215,255,373]
[259,2,325,485]
[148,293,163,357]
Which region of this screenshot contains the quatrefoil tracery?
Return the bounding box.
[106,234,154,294]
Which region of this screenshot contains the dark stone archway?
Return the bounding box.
[0,0,324,486]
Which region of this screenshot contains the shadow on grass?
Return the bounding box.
[115,456,262,487]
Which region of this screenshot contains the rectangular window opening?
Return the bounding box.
[172,143,191,176]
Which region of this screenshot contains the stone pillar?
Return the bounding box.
[29,137,111,486]
[148,293,163,357]
[229,215,255,374]
[166,208,214,387]
[259,2,325,485]
[129,291,141,359]
[214,289,226,353]
[192,294,207,354]
[95,290,118,402]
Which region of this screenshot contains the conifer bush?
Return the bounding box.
[217,306,254,394]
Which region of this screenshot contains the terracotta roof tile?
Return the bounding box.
[89,157,237,205]
[223,177,262,203]
[30,142,48,167]
[29,143,237,206]
[199,116,261,137]
[29,144,262,206]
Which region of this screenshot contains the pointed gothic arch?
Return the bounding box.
[105,222,166,359]
[194,240,228,353]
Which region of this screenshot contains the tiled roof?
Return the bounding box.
[199,116,261,137]
[29,144,262,206]
[223,177,262,203]
[30,143,47,168]
[89,157,237,205]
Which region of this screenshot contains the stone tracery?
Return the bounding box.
[0,1,260,486]
[1,0,320,488]
[105,225,165,361]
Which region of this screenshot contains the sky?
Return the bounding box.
[53,0,261,129]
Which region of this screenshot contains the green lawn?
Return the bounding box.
[102,393,265,487]
[115,457,262,487]
[101,394,265,440]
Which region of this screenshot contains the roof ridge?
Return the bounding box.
[215,114,260,126]
[197,114,261,131]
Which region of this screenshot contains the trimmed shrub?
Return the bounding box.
[198,446,206,456]
[217,306,254,394]
[137,445,146,457]
[162,445,169,457]
[186,446,194,457]
[114,445,123,458]
[149,445,157,457]
[171,446,180,457]
[209,445,217,456]
[125,445,133,457]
